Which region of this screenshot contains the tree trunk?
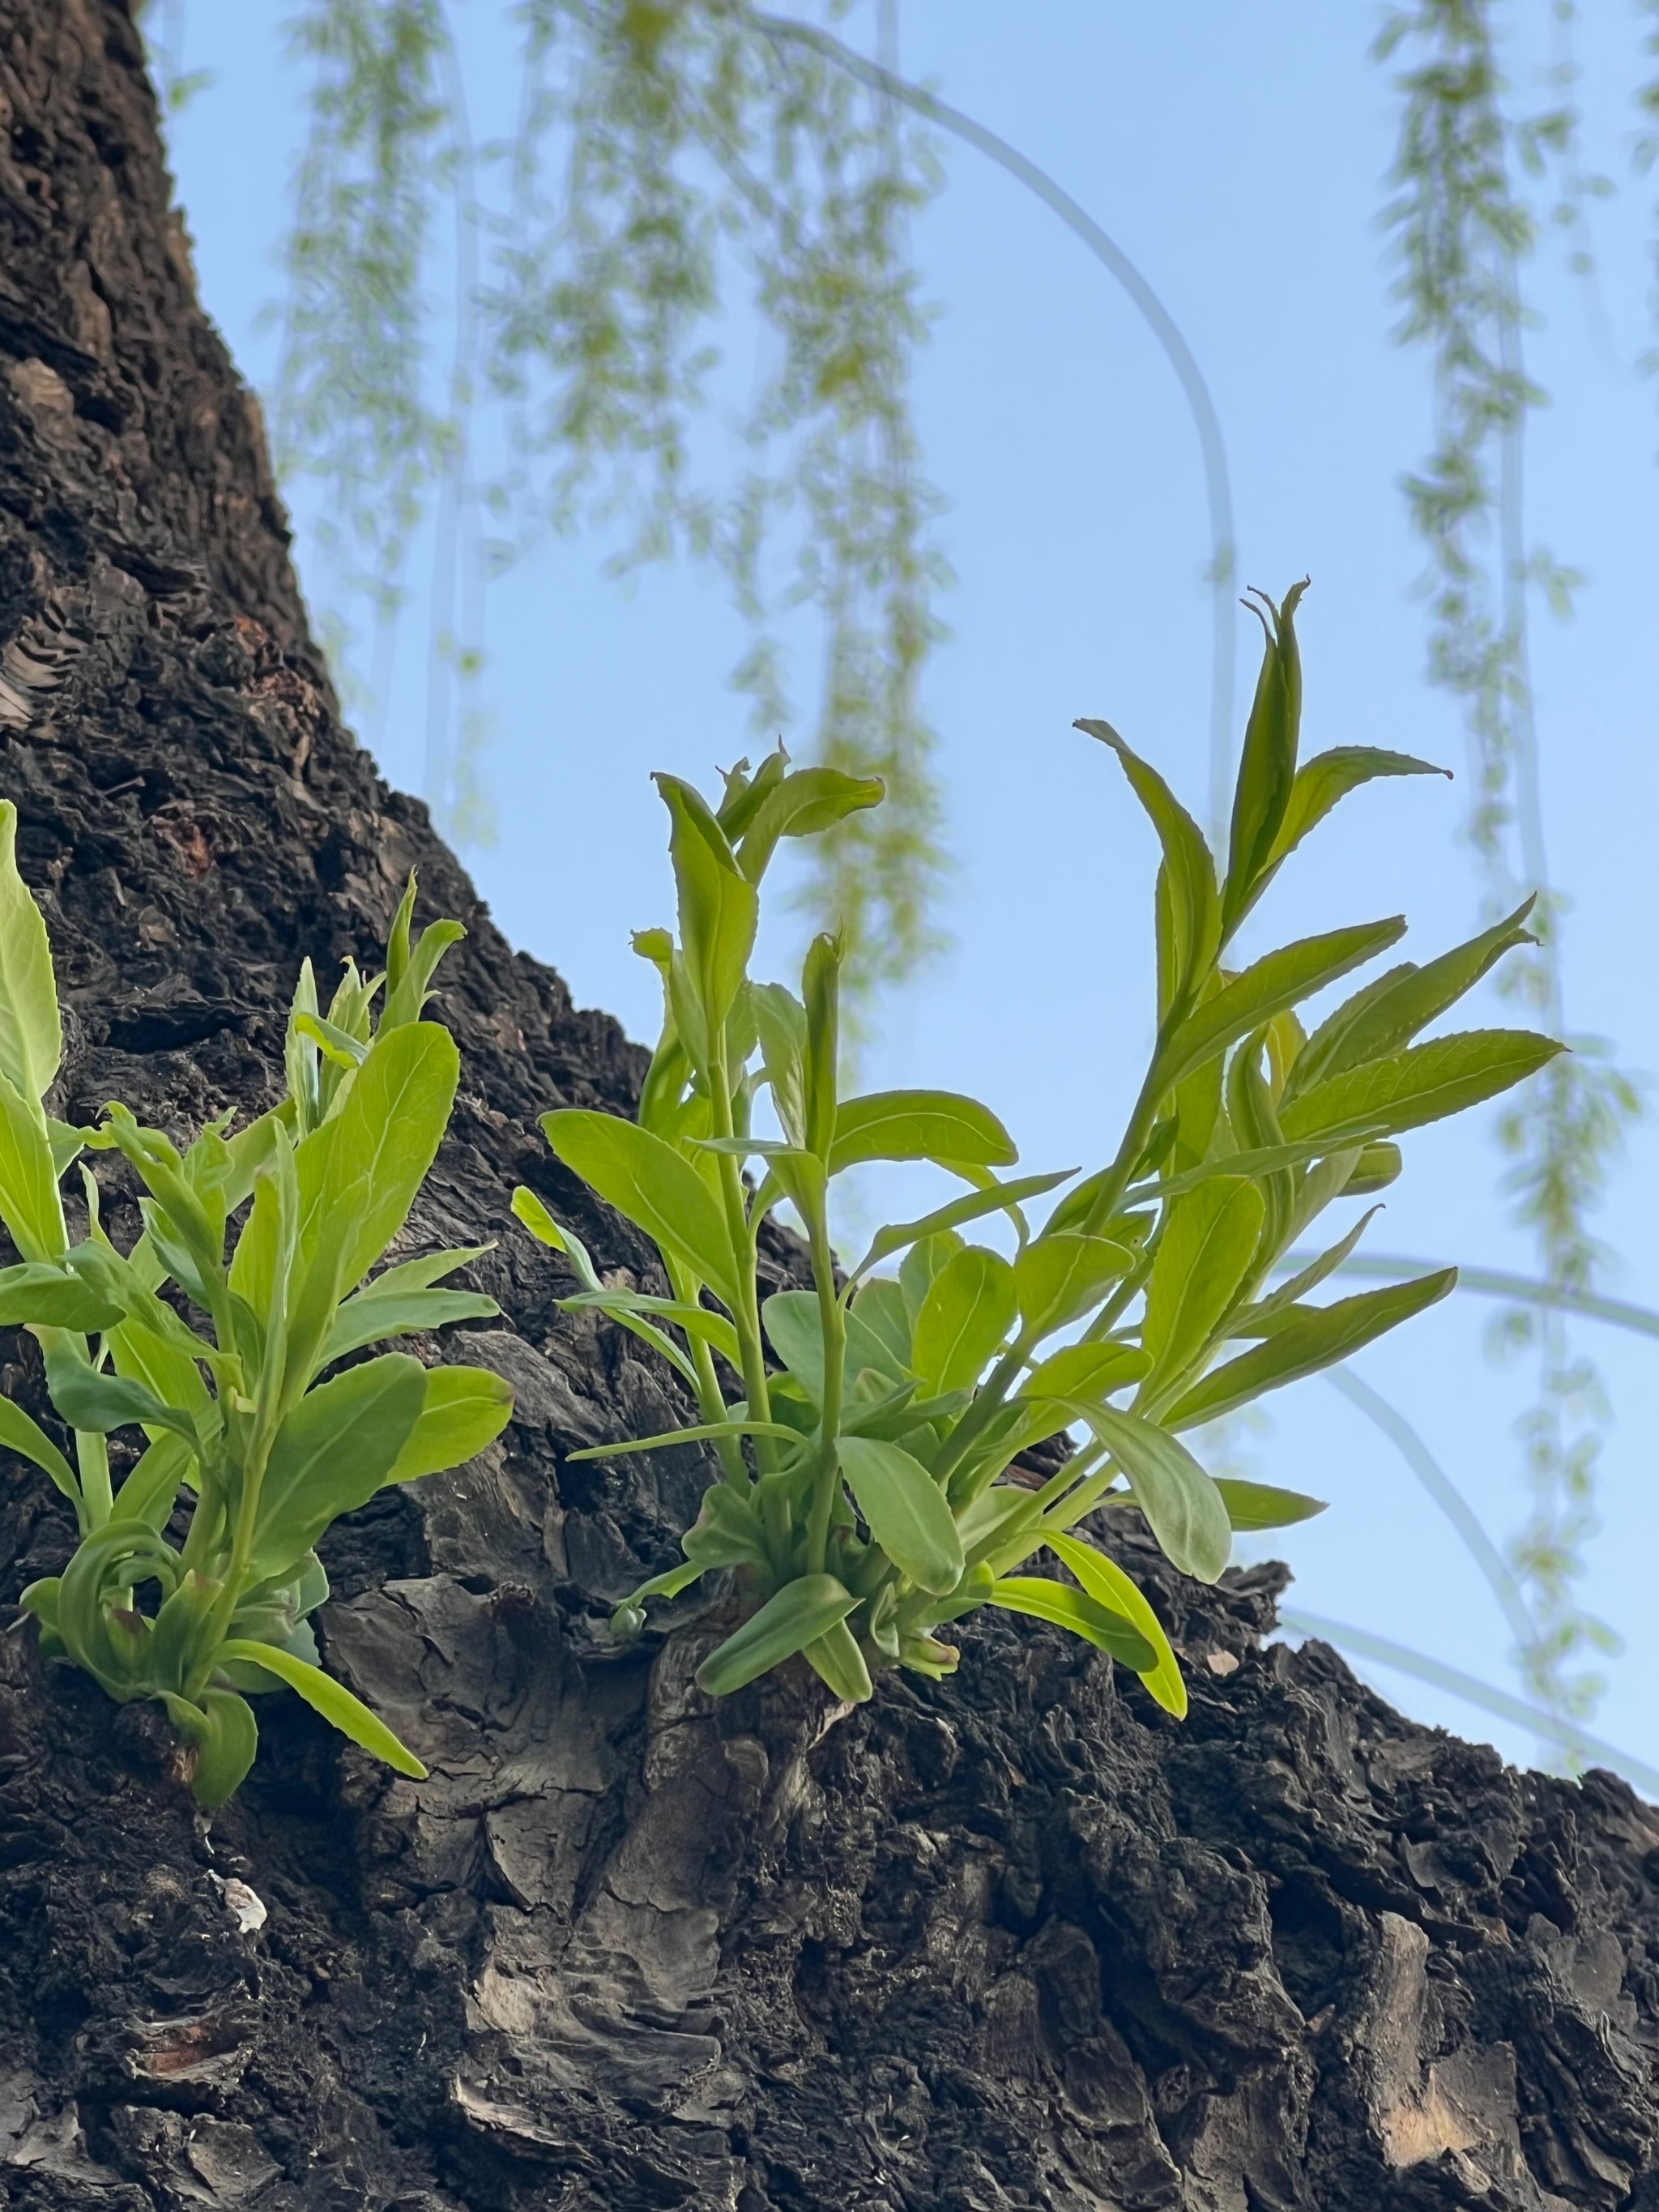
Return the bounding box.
[2,7,1658,2208]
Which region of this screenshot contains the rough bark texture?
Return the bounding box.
[2,6,1659,2209]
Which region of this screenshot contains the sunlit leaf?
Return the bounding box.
[838,1436,963,1594]
[696,1574,859,1694]
[1166,1270,1457,1428]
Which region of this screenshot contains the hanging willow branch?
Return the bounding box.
[270,0,947,1006]
[1375,0,1640,1752]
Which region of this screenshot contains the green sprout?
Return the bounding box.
[1,826,512,1806]
[519,584,1561,1715]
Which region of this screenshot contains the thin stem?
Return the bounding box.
[804,1205,846,1574]
[75,1429,112,1531]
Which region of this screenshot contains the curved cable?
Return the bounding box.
[752,10,1239,839]
[1279,1249,1659,1345]
[1321,1367,1537,1656]
[1278,1608,1659,1797]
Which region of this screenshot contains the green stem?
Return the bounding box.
[804,1206,846,1575]
[708,1038,775,1471]
[75,1429,113,1529]
[689,1334,748,1489]
[931,1344,1024,1494]
[1079,1049,1171,1238]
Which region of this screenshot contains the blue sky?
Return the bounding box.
[158,2,1659,1775]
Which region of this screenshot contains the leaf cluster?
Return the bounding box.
[0,823,512,1805]
[520,588,1560,1714]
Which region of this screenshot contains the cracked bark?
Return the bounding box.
[3,6,1659,2209]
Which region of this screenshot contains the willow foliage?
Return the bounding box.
[272,0,946,997]
[1376,0,1642,1739]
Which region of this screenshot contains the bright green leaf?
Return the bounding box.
[837,1435,964,1594]
[1141,1178,1265,1389]
[1046,1396,1231,1582]
[1288,899,1536,1097]
[1046,1531,1187,1715]
[1212,1477,1328,1531]
[987,1575,1158,1673]
[911,1245,1017,1394]
[695,1574,859,1695]
[1278,1031,1565,1147]
[1166,1268,1456,1428]
[0,801,61,1103]
[1077,720,1220,1004]
[852,1169,1074,1283]
[252,1354,427,1580]
[541,1108,743,1313]
[388,1363,514,1482]
[1267,745,1448,874]
[1154,919,1406,1095]
[803,1619,875,1702]
[1020,1339,1150,1403]
[217,1638,427,1779]
[0,1396,80,1514]
[1013,1233,1133,1341]
[828,1090,1017,1176]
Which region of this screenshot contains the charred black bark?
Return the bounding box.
[2,7,1659,2208]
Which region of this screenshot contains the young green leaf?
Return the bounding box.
[1154,919,1407,1095]
[1224,582,1306,931]
[0,1070,66,1262]
[115,1432,196,1533]
[837,1436,964,1594]
[1021,1339,1151,1403]
[753,982,809,1147]
[165,1688,260,1810]
[1165,1269,1456,1428]
[987,1576,1158,1672]
[1141,1178,1265,1390]
[1047,1530,1187,1715]
[560,1288,741,1369]
[1047,1397,1232,1582]
[250,1354,428,1580]
[1212,1478,1328,1531]
[803,1620,875,1702]
[1287,898,1537,1097]
[0,1261,123,1331]
[1013,1233,1134,1342]
[305,1020,462,1305]
[911,1245,1017,1394]
[1265,746,1448,877]
[680,1482,772,1570]
[217,1639,427,1780]
[801,932,841,1163]
[736,764,885,884]
[850,1278,911,1369]
[828,1090,1018,1176]
[1277,1031,1565,1147]
[655,774,758,1038]
[569,1416,807,1461]
[0,801,61,1104]
[1077,720,1220,1005]
[696,1574,859,1694]
[319,1284,500,1366]
[541,1108,744,1312]
[386,1364,514,1482]
[0,1397,81,1516]
[42,1347,199,1451]
[1230,1206,1384,1334]
[763,1288,906,1399]
[851,1168,1074,1282]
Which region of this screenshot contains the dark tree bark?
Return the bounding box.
[2,7,1659,2209]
